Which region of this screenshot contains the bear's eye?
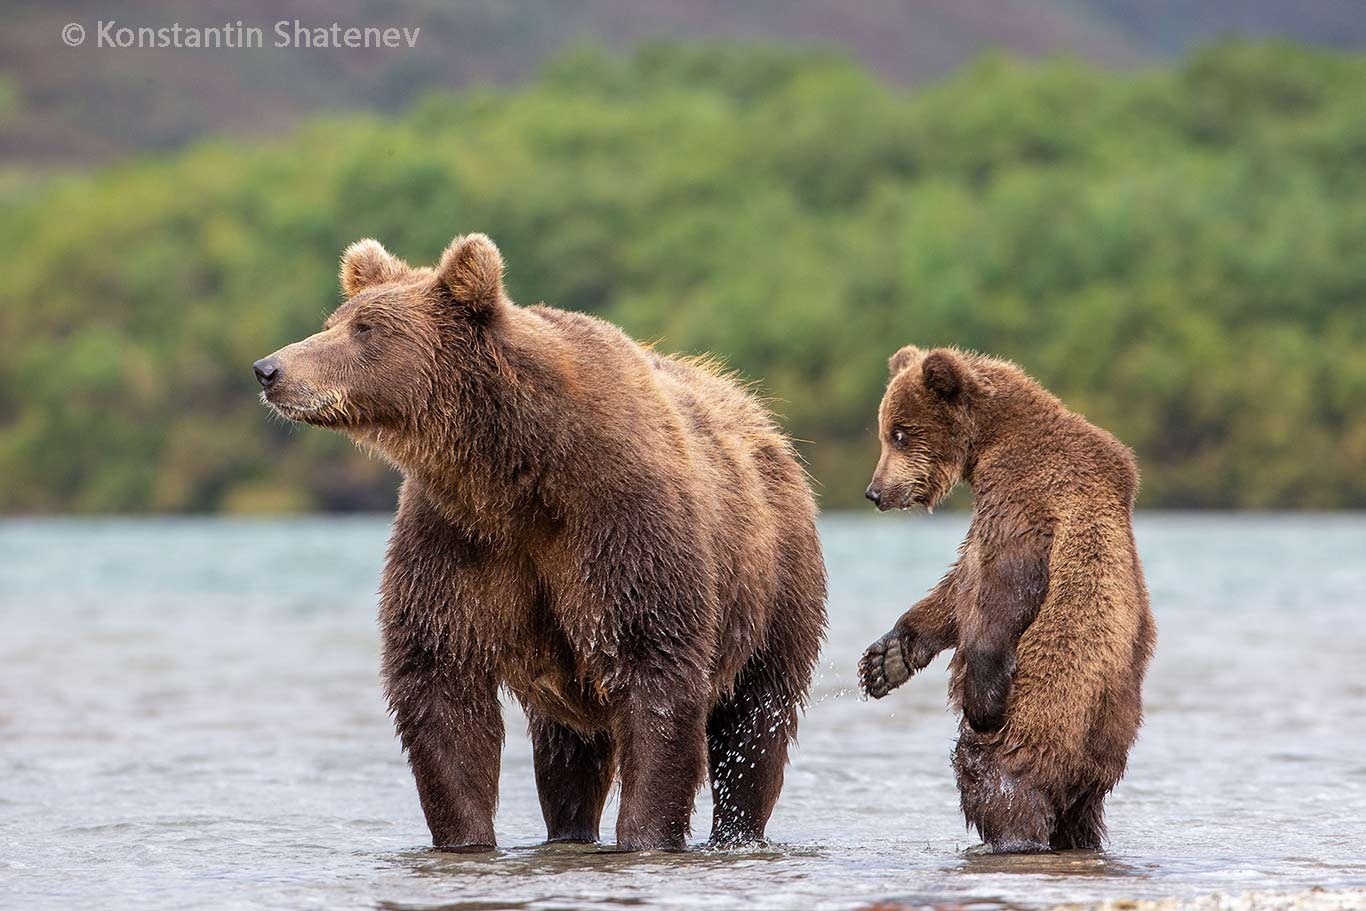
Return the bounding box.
[353,321,373,339]
[891,429,907,448]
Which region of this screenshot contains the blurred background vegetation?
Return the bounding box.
[1,3,1364,512]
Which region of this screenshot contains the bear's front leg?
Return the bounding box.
[612,687,709,851]
[380,483,521,850]
[384,623,503,850]
[956,542,1050,734]
[959,645,1015,734]
[860,572,960,699]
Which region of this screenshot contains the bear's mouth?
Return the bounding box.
[898,488,933,512]
[261,387,350,426]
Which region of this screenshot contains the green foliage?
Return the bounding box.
[2,41,1365,512]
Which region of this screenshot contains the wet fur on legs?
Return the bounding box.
[529,716,615,843]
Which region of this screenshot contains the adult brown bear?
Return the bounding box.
[254,233,827,851]
[859,345,1154,853]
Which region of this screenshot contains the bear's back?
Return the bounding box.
[648,350,788,450]
[972,354,1140,513]
[526,303,798,473]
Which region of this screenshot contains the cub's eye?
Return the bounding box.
[892,429,908,448]
[353,322,373,339]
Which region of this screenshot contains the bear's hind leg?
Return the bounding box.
[529,715,615,844]
[707,550,822,850]
[1050,786,1107,851]
[612,689,709,852]
[954,733,1055,854]
[705,662,799,847]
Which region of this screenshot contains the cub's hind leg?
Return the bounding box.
[529,715,615,844]
[953,731,1055,853]
[1050,786,1106,851]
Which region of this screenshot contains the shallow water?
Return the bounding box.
[1,514,1364,910]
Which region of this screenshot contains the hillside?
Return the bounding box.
[3,42,1364,513]
[3,0,1364,166]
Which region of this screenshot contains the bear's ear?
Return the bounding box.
[921,349,971,401]
[888,345,921,377]
[437,233,506,318]
[340,239,408,297]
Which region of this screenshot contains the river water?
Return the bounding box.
[2,514,1364,910]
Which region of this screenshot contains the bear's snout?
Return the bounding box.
[865,485,883,508]
[253,356,282,389]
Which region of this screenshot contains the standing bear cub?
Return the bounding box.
[255,233,827,851]
[859,346,1154,853]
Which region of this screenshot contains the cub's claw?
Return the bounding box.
[859,631,912,699]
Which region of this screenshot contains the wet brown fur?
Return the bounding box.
[858,346,1155,853]
[258,234,827,851]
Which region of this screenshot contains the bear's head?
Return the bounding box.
[253,232,506,446]
[865,345,978,512]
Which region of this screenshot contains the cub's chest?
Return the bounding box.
[953,541,983,608]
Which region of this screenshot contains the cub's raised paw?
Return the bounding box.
[859,631,911,699]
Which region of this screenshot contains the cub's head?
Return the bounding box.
[865,345,978,512]
[253,233,506,438]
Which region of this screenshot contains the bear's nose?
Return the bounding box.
[865,486,881,506]
[253,357,281,389]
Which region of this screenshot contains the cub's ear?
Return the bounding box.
[340,239,408,297]
[437,233,506,318]
[921,349,971,401]
[888,345,921,377]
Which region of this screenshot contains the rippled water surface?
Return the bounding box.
[2,514,1364,910]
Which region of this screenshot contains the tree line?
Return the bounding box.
[2,41,1363,512]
